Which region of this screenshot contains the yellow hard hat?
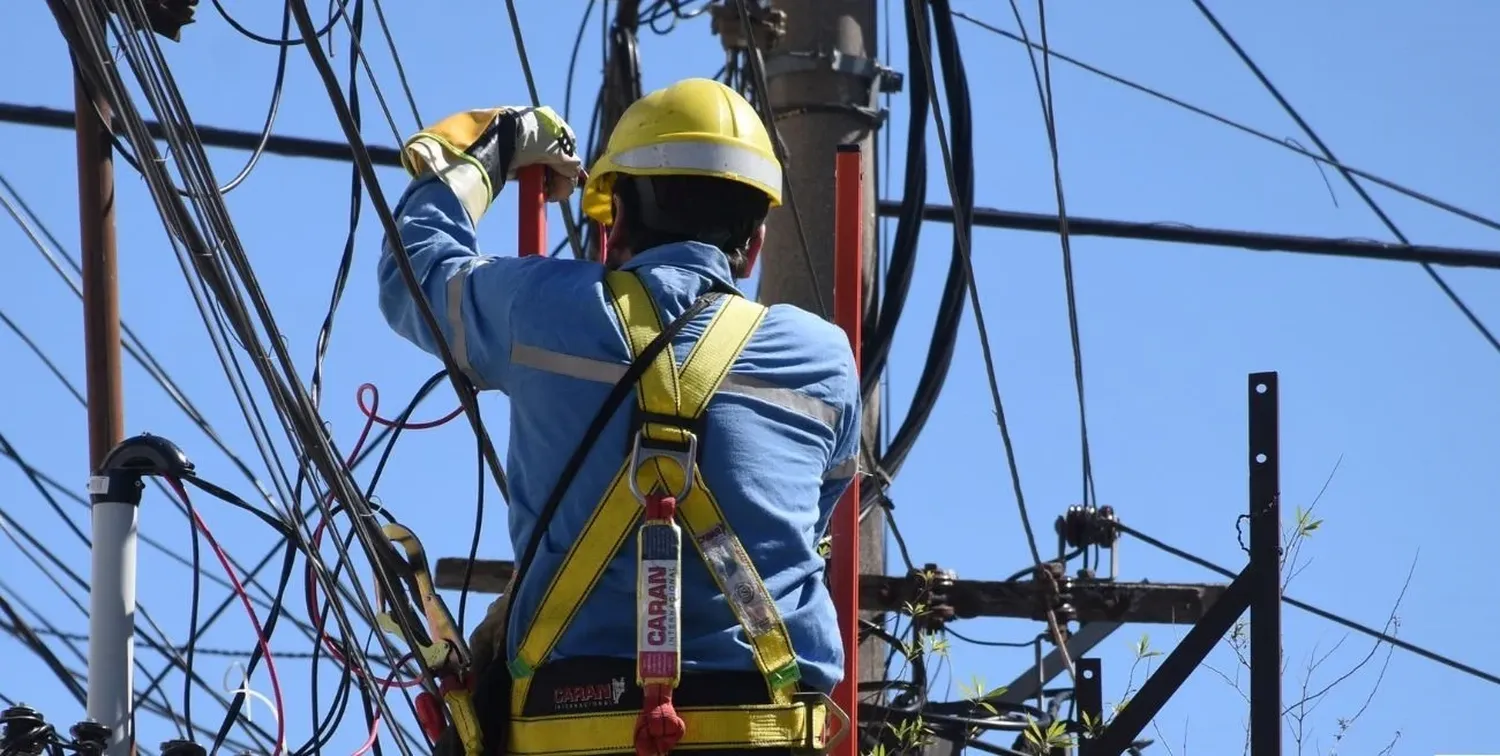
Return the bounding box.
[582,78,783,227]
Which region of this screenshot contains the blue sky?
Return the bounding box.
[3,1,1499,754]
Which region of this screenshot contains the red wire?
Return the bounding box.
[302,388,380,673]
[302,381,458,686]
[171,478,287,756]
[356,382,462,430]
[351,652,417,756]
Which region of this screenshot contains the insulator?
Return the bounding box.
[69,720,111,756]
[160,739,207,756]
[1057,504,1119,549]
[0,704,47,755]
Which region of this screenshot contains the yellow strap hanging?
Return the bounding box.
[507,271,804,723]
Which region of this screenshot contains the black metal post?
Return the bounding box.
[1248,373,1282,754]
[1085,568,1253,755]
[1079,371,1286,756]
[1075,658,1103,756]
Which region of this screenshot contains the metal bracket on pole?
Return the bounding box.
[762,48,903,93]
[87,434,193,756]
[1081,373,1283,756]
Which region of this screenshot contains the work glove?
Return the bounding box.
[466,575,516,682]
[401,105,582,228]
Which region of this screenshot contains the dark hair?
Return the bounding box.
[613,174,771,278]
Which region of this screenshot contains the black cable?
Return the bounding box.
[176,474,348,756]
[1117,521,1500,687]
[286,16,379,739]
[289,0,511,514]
[859,0,929,398]
[272,7,514,739]
[308,0,368,411]
[1007,0,1095,509]
[732,0,830,320]
[0,309,84,406]
[1189,0,1500,355]
[367,0,422,129]
[949,8,1500,240]
[0,436,278,747]
[1001,548,1082,582]
[874,0,973,485]
[910,0,1039,563]
[563,0,598,124]
[0,573,275,752]
[502,0,588,259]
[505,294,720,642]
[0,433,322,649]
[909,0,1076,678]
[943,626,1036,649]
[183,487,203,739]
[94,0,298,196]
[0,594,84,704]
[457,429,487,629]
[0,623,349,659]
[296,371,451,754]
[56,4,420,746]
[0,173,287,514]
[212,0,337,45]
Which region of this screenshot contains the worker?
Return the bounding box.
[379,78,859,756]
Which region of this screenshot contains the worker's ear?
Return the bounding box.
[741,224,766,278]
[603,196,629,268]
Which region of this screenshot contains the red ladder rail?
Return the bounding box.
[830,142,864,756]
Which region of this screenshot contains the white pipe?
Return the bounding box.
[87,494,139,756]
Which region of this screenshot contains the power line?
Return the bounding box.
[1117,521,1500,688]
[10,102,1498,271]
[949,9,1500,238]
[879,200,1500,269]
[1189,0,1499,354]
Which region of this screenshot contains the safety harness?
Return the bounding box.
[502,270,846,756]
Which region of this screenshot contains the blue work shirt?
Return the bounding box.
[377,176,861,692]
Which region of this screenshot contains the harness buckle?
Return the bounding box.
[626,425,698,503]
[792,691,850,755]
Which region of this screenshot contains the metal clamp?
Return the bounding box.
[792,691,851,756]
[762,49,903,94]
[627,428,698,503]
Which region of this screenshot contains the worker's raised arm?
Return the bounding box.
[376,105,582,391]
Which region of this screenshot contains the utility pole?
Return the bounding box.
[758,0,892,709]
[76,69,131,756]
[58,5,193,751]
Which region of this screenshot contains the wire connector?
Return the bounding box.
[709,2,787,53]
[110,0,198,42]
[88,433,194,506]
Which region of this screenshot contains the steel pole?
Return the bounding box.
[76,70,133,756]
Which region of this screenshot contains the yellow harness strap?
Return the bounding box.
[504,271,835,755]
